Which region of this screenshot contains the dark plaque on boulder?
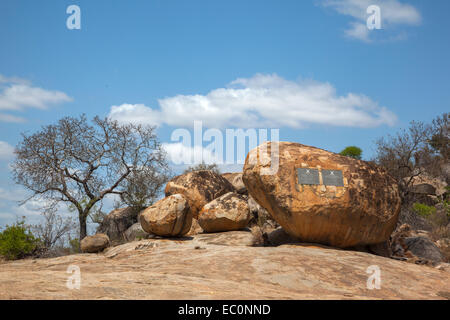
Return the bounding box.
[297,168,320,185]
[322,170,344,187]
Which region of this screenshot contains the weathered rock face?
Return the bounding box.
[97,207,138,243]
[248,195,279,230]
[198,192,251,233]
[80,234,110,253]
[193,230,260,247]
[266,227,301,246]
[410,183,437,195]
[407,174,448,197]
[242,141,401,248]
[165,170,234,218]
[404,237,443,263]
[186,218,203,236]
[222,172,247,194]
[391,224,444,264]
[124,223,151,241]
[140,194,192,237]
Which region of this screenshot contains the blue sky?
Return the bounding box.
[0,0,449,228]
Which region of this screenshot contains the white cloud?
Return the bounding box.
[319,0,421,42]
[0,113,25,123]
[345,22,371,42]
[163,142,244,174]
[163,142,221,165]
[0,141,15,160]
[109,73,396,129]
[0,75,73,122]
[109,103,162,127]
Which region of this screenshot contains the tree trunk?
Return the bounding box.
[79,213,87,241]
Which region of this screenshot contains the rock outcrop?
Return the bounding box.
[140,194,192,237]
[165,170,234,218]
[242,141,402,248]
[2,235,449,299]
[222,172,247,194]
[80,234,110,253]
[97,207,138,243]
[198,192,251,232]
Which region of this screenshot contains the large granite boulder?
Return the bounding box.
[140,194,192,237]
[165,170,234,218]
[222,172,247,194]
[97,207,138,243]
[242,141,401,248]
[198,192,251,232]
[80,234,110,253]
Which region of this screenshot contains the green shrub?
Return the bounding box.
[0,220,39,260]
[412,203,436,218]
[69,238,80,254]
[339,146,362,160]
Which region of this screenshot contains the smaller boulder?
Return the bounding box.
[222,172,247,194]
[125,223,151,241]
[140,194,192,237]
[404,237,443,263]
[198,192,251,233]
[97,207,138,243]
[80,234,110,253]
[410,183,437,195]
[165,170,234,218]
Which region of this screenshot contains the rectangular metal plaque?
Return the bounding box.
[322,170,344,186]
[297,168,320,185]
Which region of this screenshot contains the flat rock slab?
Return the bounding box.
[0,236,449,300]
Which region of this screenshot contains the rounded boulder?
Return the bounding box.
[198,192,251,233]
[140,194,192,237]
[242,141,401,248]
[80,233,110,253]
[165,170,234,218]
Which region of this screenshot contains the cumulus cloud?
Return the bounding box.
[109,103,162,127]
[162,142,244,174]
[162,142,222,165]
[109,73,396,129]
[0,141,15,160]
[319,0,421,42]
[0,74,73,122]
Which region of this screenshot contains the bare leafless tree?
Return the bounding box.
[12,115,169,241]
[31,208,76,251]
[120,165,171,212]
[373,120,433,198]
[429,113,449,160]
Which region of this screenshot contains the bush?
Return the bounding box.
[69,238,81,254]
[0,220,39,260]
[339,146,362,159]
[412,203,436,218]
[183,162,220,174]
